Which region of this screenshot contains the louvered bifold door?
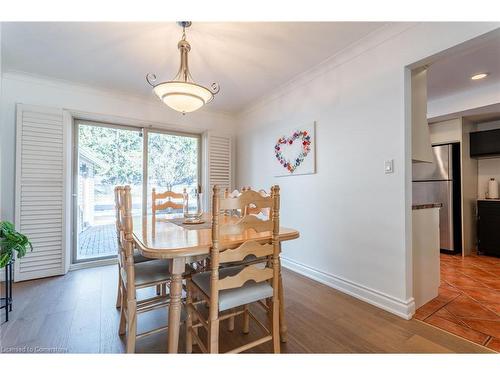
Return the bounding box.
[15,104,68,281]
[205,132,233,210]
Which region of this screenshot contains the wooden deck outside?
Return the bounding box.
[78,224,117,259]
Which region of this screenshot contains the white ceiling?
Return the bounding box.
[1,22,386,113]
[427,35,500,101]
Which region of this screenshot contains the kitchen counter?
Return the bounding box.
[412,203,443,210]
[477,198,500,202]
[412,205,440,311]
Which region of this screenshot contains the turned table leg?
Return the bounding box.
[278,244,288,343]
[168,257,185,353]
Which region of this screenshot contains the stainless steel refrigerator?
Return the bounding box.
[412,143,462,253]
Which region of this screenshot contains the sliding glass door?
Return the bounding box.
[73,121,200,263]
[146,130,200,215]
[74,122,143,262]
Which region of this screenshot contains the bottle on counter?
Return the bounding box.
[488,178,499,199]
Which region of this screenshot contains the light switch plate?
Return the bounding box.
[384,159,394,174]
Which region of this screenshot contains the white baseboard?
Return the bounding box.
[281,256,415,320]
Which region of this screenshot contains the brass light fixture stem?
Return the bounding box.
[177,38,191,82]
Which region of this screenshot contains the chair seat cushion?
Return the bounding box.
[134,259,171,287]
[133,250,150,264]
[192,265,273,311]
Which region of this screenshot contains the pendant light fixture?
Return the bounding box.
[146,21,220,114]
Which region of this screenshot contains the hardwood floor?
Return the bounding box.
[0,265,494,353]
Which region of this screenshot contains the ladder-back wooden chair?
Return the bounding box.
[115,186,173,353]
[114,188,160,309]
[185,185,281,353]
[152,188,185,222]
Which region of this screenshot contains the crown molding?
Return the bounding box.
[238,22,418,117]
[1,69,236,119]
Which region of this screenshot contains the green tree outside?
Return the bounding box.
[79,125,198,190]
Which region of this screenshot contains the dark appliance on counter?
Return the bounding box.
[413,143,462,254]
[477,200,500,257]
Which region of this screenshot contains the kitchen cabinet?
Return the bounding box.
[470,129,500,158]
[477,200,500,257]
[411,67,434,163]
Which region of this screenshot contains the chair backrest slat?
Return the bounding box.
[219,215,273,236]
[152,188,185,215]
[122,187,133,236]
[114,185,132,270]
[154,200,183,211]
[217,264,273,290]
[118,186,134,259]
[114,187,122,233]
[219,190,272,211]
[153,190,184,201]
[218,240,273,264]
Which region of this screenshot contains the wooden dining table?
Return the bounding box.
[132,213,300,353]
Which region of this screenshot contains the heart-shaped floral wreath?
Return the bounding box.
[274,130,312,173]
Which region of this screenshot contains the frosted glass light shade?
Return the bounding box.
[153,81,214,113]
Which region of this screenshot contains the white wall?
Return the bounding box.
[478,159,500,198]
[477,119,500,132]
[477,120,500,199]
[429,118,462,145]
[235,22,500,319]
[0,72,236,222]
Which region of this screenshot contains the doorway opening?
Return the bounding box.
[409,30,500,352]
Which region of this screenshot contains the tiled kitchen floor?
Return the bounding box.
[414,253,500,352]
